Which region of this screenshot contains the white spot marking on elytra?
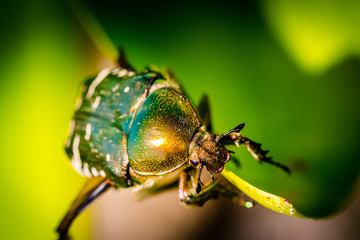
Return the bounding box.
[65,120,76,148]
[92,96,101,111]
[124,86,130,93]
[99,170,106,177]
[118,69,128,77]
[71,134,84,176]
[85,123,91,141]
[112,68,120,74]
[118,113,128,119]
[65,123,75,148]
[71,156,84,176]
[68,120,76,136]
[86,68,111,99]
[106,153,110,162]
[91,167,99,177]
[112,84,119,92]
[75,97,83,111]
[83,163,92,178]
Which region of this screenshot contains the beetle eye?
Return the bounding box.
[190,159,199,167]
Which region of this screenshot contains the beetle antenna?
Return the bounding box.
[196,163,204,194]
[117,48,136,72]
[215,123,245,143]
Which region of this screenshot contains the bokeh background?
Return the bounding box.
[1,0,360,239]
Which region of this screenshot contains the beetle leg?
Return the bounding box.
[57,177,113,239]
[196,163,204,194]
[124,161,134,186]
[117,48,136,71]
[179,167,253,207]
[197,94,212,132]
[221,133,291,174]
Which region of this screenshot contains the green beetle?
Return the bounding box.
[57,50,290,238]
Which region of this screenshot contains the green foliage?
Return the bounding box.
[82,0,360,218]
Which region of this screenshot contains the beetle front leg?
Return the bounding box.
[197,94,212,132]
[221,132,291,174]
[57,177,113,239]
[179,167,253,207]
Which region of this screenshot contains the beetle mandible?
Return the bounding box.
[57,50,290,238]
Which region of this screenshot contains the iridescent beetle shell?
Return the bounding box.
[128,88,200,175]
[65,67,200,187]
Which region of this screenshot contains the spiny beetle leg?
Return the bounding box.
[179,167,253,207]
[196,163,204,194]
[179,167,196,203]
[57,177,113,239]
[221,133,291,174]
[117,48,136,71]
[125,162,134,186]
[197,94,212,132]
[240,136,291,174]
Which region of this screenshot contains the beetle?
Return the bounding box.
[57,50,290,239]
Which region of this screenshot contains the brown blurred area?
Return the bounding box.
[93,188,360,240]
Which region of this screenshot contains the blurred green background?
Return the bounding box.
[1,0,360,239]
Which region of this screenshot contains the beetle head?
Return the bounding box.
[189,131,227,173]
[188,123,245,173]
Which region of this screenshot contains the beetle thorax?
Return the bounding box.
[188,127,230,173]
